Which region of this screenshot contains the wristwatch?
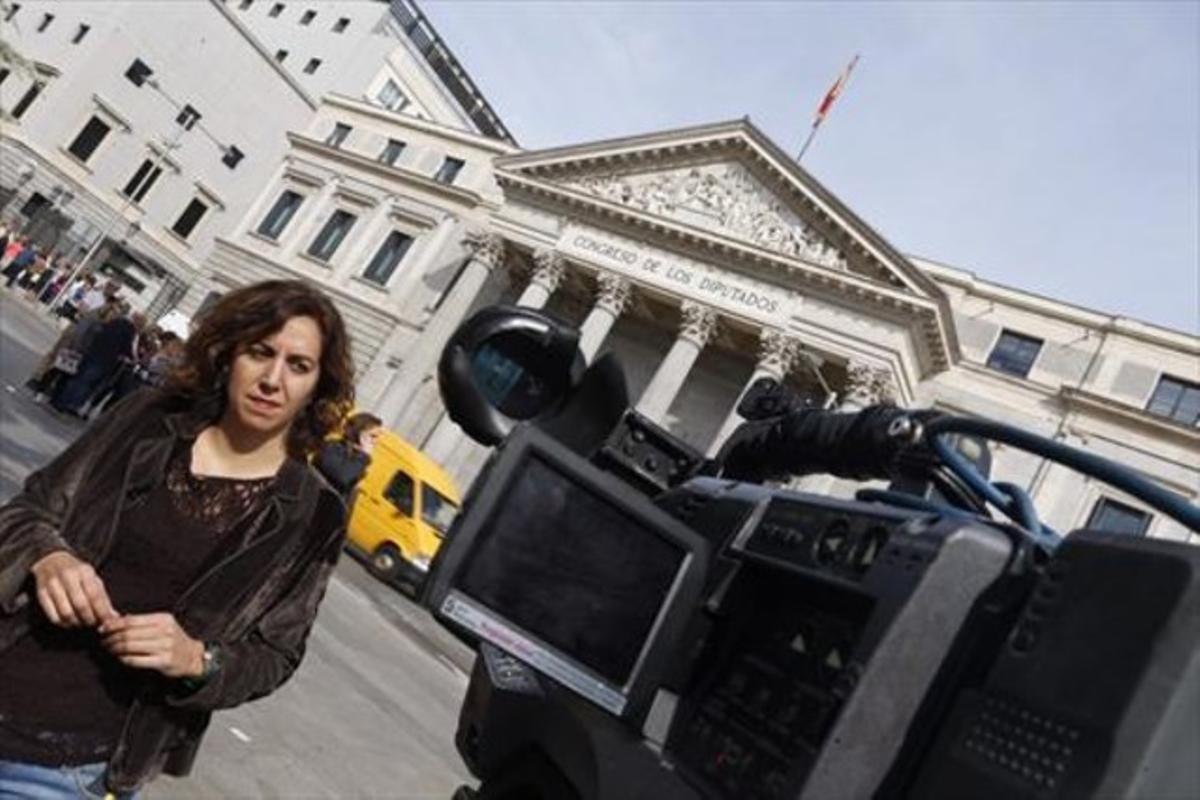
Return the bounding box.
[199,641,223,682]
[183,642,222,691]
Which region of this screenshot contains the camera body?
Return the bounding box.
[424,306,1200,800]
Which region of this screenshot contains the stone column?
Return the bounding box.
[840,360,896,411]
[516,249,566,309]
[707,329,802,455]
[578,272,632,361]
[375,228,505,434]
[636,301,718,423]
[424,248,568,464]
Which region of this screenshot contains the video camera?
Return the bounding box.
[422,305,1200,800]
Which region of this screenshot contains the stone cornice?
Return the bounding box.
[323,94,520,156]
[497,169,953,374]
[1060,386,1200,446]
[918,256,1200,355]
[286,132,499,211]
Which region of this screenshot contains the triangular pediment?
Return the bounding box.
[563,161,853,272]
[496,120,944,301]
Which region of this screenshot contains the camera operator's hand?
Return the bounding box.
[30,550,119,628]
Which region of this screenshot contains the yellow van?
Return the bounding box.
[345,429,461,591]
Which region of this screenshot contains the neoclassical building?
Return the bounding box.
[186,99,1199,545]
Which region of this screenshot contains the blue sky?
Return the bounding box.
[424,1,1199,333]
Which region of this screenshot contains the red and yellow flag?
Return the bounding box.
[813,54,860,127]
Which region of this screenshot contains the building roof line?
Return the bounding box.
[385,0,515,145]
[208,0,316,110]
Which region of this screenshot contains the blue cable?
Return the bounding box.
[924,416,1200,534]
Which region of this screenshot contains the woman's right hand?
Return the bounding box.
[29,550,118,628]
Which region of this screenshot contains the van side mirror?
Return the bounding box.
[437,305,586,446]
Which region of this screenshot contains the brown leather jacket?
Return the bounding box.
[0,391,346,791]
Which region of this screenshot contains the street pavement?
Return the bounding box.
[0,291,478,798]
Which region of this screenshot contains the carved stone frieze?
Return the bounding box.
[679,301,718,348]
[564,163,849,270]
[530,249,567,293]
[462,228,506,271]
[843,361,896,408]
[594,271,632,317]
[756,329,802,377]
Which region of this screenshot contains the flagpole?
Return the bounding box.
[796,125,819,163]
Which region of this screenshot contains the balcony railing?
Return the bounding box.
[388,0,515,145]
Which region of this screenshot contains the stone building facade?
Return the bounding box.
[0,0,507,314]
[197,109,1199,545]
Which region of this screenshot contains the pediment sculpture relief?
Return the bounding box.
[565,164,849,271]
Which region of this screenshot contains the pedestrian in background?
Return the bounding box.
[314,411,384,499]
[52,304,138,417]
[0,279,354,798]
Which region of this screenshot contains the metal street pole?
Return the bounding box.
[48,122,187,313]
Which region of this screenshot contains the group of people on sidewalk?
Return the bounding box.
[0,221,79,311]
[25,296,185,420]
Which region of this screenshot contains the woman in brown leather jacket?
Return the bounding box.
[0,280,355,797]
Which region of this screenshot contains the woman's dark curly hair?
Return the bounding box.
[165,280,355,458]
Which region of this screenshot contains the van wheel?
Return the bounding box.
[370,543,403,581]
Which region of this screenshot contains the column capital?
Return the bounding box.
[530,249,567,293]
[756,329,803,378]
[844,360,896,407]
[461,228,506,271]
[679,301,718,348]
[594,271,632,317]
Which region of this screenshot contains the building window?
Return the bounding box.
[10,81,45,120]
[0,68,10,87]
[171,198,209,240]
[384,470,414,516]
[986,330,1043,378]
[375,79,408,112]
[303,58,321,75]
[121,159,163,204]
[238,0,253,9]
[36,12,53,32]
[268,2,283,17]
[1146,375,1200,426]
[433,157,465,185]
[1087,498,1151,537]
[274,49,288,63]
[72,23,90,44]
[300,9,315,25]
[307,210,357,262]
[324,122,351,148]
[362,231,414,286]
[378,138,405,166]
[66,116,112,163]
[3,4,19,22]
[332,16,349,33]
[256,189,303,239]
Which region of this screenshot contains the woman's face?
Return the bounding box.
[359,425,383,454]
[226,315,323,438]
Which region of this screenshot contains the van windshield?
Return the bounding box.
[421,484,459,534]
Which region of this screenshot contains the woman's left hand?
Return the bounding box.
[100,613,205,679]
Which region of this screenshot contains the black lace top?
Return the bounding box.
[0,440,274,766]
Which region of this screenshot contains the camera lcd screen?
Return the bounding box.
[457,454,687,686]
